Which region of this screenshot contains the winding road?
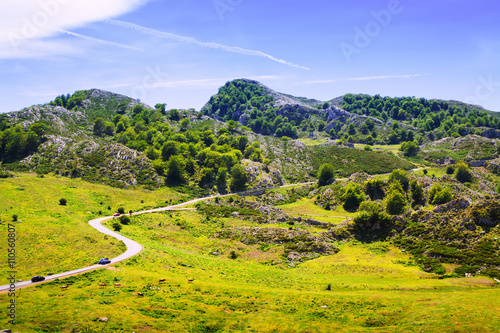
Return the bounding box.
[0,194,226,292]
[0,170,425,293]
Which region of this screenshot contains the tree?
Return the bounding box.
[59,198,67,206]
[400,141,419,156]
[340,183,365,212]
[317,163,335,186]
[428,184,453,205]
[455,162,473,183]
[410,179,425,205]
[118,207,125,214]
[388,169,409,191]
[93,117,105,136]
[112,222,122,232]
[385,182,407,215]
[119,216,131,225]
[365,179,385,200]
[216,168,228,193]
[230,164,247,192]
[166,155,187,185]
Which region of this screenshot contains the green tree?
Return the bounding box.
[455,162,473,183]
[385,182,407,215]
[318,163,335,186]
[93,117,105,136]
[230,164,247,192]
[428,184,454,205]
[166,155,187,185]
[216,168,228,193]
[400,141,419,156]
[410,179,425,205]
[388,169,409,191]
[59,198,67,206]
[340,183,365,212]
[365,179,385,200]
[112,221,122,232]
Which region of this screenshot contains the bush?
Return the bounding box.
[365,179,385,200]
[428,184,454,205]
[318,163,335,186]
[364,145,373,151]
[59,198,67,206]
[229,251,238,259]
[455,162,473,183]
[118,207,125,214]
[385,182,407,215]
[446,165,455,175]
[112,222,122,232]
[400,141,419,157]
[12,214,18,222]
[388,169,409,191]
[120,216,131,225]
[340,183,365,212]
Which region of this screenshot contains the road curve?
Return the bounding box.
[0,183,317,292]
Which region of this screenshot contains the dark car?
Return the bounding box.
[113,213,121,217]
[98,257,111,265]
[31,276,45,283]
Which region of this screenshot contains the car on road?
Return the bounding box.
[31,276,45,283]
[98,257,111,265]
[113,213,121,217]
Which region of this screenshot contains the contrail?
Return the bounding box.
[58,30,142,52]
[106,19,310,71]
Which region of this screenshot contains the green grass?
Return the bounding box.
[0,173,185,281]
[1,173,500,332]
[279,197,355,224]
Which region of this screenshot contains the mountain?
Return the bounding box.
[202,79,500,144]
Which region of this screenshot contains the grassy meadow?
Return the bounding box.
[1,173,499,332]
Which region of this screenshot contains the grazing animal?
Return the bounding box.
[159,279,166,284]
[188,279,194,283]
[60,285,69,290]
[99,283,107,289]
[114,283,121,287]
[137,292,144,297]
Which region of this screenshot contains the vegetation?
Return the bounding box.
[317,163,335,186]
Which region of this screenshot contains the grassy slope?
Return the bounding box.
[1,174,499,332]
[0,173,184,282]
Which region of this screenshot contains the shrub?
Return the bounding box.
[340,183,365,212]
[59,198,67,206]
[428,184,454,205]
[365,179,385,200]
[446,165,455,175]
[12,214,18,222]
[410,179,425,205]
[385,182,407,215]
[120,216,131,225]
[400,141,419,157]
[455,162,473,183]
[388,169,409,191]
[117,207,125,214]
[318,163,335,186]
[112,222,122,232]
[364,145,373,151]
[229,251,238,259]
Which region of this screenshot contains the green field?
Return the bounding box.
[1,174,500,332]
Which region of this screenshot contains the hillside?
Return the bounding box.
[0,88,414,191]
[202,79,500,145]
[1,85,500,332]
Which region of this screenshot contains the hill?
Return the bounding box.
[202,79,500,145]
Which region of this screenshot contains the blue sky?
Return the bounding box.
[1,0,499,113]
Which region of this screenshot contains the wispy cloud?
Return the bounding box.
[58,30,142,52]
[106,19,310,71]
[301,74,426,85]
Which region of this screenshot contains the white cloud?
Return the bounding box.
[106,19,311,71]
[0,0,148,58]
[57,29,142,52]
